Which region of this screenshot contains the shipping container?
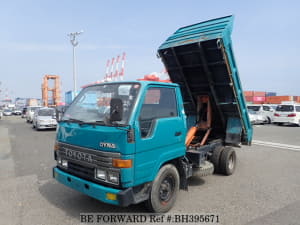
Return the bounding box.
[253,91,266,97]
[253,96,266,102]
[65,90,80,105]
[266,100,281,104]
[266,92,276,97]
[252,101,264,104]
[265,96,294,104]
[294,96,300,103]
[65,91,75,105]
[245,96,253,102]
[244,91,254,97]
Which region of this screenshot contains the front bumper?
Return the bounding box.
[53,167,137,207]
[37,123,57,129]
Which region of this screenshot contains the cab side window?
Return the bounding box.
[263,106,270,111]
[296,106,300,112]
[139,87,178,138]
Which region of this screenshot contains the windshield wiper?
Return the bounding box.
[109,122,131,131]
[61,118,128,129]
[61,118,107,126]
[60,118,85,124]
[85,120,106,126]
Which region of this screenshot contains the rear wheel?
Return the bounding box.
[219,147,236,175]
[146,164,179,213]
[210,146,224,173]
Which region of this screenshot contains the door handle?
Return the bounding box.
[175,131,182,136]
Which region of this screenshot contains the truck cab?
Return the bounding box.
[53,15,252,213]
[54,82,186,210]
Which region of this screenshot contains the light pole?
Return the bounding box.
[68,30,83,94]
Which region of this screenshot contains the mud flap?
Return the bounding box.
[178,157,193,191]
[225,117,242,145]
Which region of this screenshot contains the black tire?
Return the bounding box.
[192,161,214,177]
[210,146,224,173]
[219,147,236,176]
[146,164,179,213]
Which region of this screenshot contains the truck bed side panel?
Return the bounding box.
[158,15,252,145]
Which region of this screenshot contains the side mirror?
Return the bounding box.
[110,98,123,122]
[56,106,67,121]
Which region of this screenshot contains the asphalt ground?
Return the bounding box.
[0,116,299,225]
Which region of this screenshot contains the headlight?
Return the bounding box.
[108,171,119,184]
[95,169,106,180]
[62,160,68,168]
[57,157,68,168]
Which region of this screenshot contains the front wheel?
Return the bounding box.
[146,164,179,213]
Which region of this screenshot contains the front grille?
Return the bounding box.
[58,142,120,168]
[68,161,94,177]
[57,142,121,187]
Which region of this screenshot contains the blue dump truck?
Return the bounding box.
[53,15,252,213]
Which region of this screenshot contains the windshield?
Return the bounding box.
[248,109,256,115]
[62,83,140,125]
[38,109,55,116]
[247,106,260,111]
[30,107,40,112]
[276,105,294,112]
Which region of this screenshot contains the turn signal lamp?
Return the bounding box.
[54,143,59,151]
[106,193,117,201]
[112,159,132,168]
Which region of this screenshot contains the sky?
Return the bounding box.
[0,0,300,101]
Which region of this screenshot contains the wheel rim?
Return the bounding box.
[159,175,175,204]
[228,154,235,171]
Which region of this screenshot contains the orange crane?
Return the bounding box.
[41,75,61,107]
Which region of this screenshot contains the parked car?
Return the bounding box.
[32,107,57,130]
[21,107,27,118]
[273,103,300,126]
[3,109,13,116]
[0,110,3,119]
[247,104,274,124]
[26,106,41,123]
[248,109,265,125]
[12,108,22,115]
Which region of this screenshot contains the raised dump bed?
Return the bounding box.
[158,15,252,145]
